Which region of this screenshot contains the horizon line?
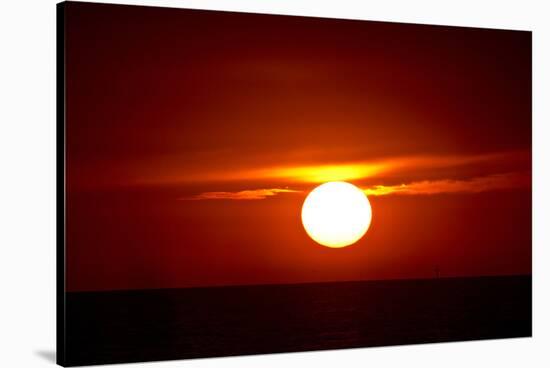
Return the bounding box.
[67,273,532,294]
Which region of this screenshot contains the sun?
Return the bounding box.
[301,181,372,248]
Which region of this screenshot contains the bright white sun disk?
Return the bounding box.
[301,181,372,248]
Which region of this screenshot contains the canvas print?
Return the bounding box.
[57,1,532,366]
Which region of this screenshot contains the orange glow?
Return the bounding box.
[251,162,387,183]
[126,151,529,189]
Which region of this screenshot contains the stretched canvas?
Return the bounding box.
[57,1,532,366]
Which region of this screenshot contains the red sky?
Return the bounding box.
[64,2,531,291]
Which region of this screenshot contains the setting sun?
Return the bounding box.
[301,181,372,248]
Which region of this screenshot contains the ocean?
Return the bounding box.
[63,275,531,366]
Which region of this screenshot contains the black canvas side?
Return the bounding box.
[56,2,66,366]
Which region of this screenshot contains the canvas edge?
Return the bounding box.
[56,1,67,367]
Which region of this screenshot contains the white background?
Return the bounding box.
[0,0,549,367]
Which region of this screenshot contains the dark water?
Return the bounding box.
[64,276,531,366]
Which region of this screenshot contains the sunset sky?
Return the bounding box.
[65,2,531,291]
